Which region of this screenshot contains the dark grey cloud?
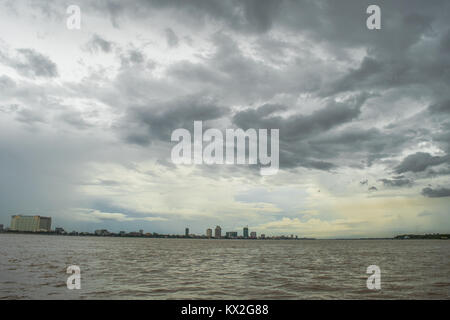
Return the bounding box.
[278,149,336,171]
[88,0,280,33]
[15,108,46,124]
[83,0,450,45]
[0,75,16,89]
[241,0,281,33]
[85,34,114,53]
[58,110,93,130]
[322,57,383,96]
[427,167,450,176]
[0,48,58,78]
[440,28,450,52]
[429,100,450,115]
[421,187,450,198]
[379,178,413,187]
[165,28,179,48]
[229,94,372,170]
[307,1,449,99]
[119,48,147,69]
[395,152,450,174]
[233,94,369,142]
[310,127,408,165]
[122,95,230,146]
[323,48,450,97]
[432,121,450,153]
[9,0,447,177]
[167,32,318,103]
[0,128,105,219]
[0,103,19,114]
[0,0,449,239]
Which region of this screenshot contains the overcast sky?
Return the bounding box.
[0,0,449,238]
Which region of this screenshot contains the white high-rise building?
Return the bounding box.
[10,215,52,232]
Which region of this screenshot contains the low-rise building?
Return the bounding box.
[94,229,110,236]
[226,231,238,238]
[128,231,141,236]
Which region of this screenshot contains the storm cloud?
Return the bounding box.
[0,48,58,78]
[0,0,449,237]
[395,152,450,174]
[421,187,450,198]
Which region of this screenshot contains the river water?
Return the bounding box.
[0,233,449,299]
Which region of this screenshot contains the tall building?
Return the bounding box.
[250,231,257,239]
[185,228,189,236]
[243,226,249,238]
[206,228,212,238]
[214,225,221,238]
[10,215,51,232]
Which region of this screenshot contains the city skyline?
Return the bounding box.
[3,215,290,239]
[0,1,450,238]
[5,214,447,240]
[5,214,265,238]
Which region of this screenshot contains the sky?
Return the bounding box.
[0,0,449,238]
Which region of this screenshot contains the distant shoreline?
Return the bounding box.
[0,230,315,240]
[1,230,449,240]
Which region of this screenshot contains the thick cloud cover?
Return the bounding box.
[395,152,450,174]
[0,48,58,78]
[0,0,449,237]
[422,187,450,198]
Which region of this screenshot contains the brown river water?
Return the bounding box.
[0,233,449,299]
